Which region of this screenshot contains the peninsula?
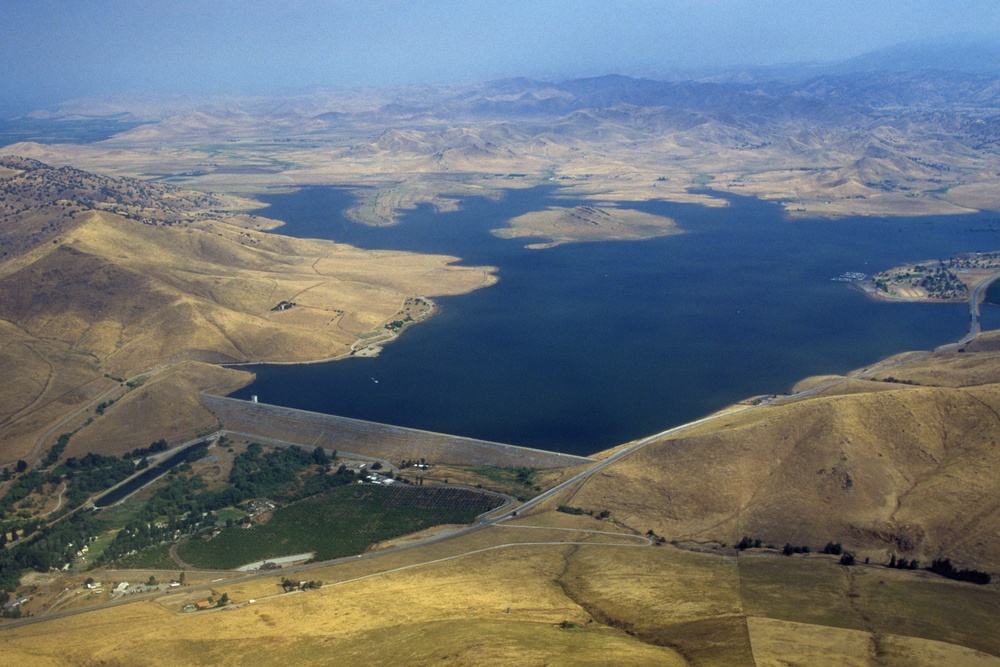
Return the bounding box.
[858,251,1000,302]
[3,56,1000,665]
[0,156,497,462]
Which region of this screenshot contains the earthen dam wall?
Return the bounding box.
[202,394,593,469]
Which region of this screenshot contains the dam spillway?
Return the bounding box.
[202,394,594,469]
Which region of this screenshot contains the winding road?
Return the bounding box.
[950,270,1000,347]
[5,271,1000,632]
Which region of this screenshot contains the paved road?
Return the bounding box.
[27,365,170,466]
[0,487,516,631]
[947,270,1000,348]
[7,272,1000,631]
[488,270,1000,522]
[486,406,755,524]
[37,482,67,518]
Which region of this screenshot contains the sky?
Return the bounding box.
[2,0,999,111]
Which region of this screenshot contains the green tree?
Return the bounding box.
[822,542,843,555]
[312,446,329,466]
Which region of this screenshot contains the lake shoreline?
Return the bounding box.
[228,185,986,455]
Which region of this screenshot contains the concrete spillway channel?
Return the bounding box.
[92,437,216,508]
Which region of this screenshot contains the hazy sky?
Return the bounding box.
[3,0,999,110]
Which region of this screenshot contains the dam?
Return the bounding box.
[202,394,594,469]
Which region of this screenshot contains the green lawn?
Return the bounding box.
[83,533,116,561]
[215,508,248,523]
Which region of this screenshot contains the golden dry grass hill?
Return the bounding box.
[4,65,1000,663]
[493,204,680,248]
[1,509,998,666]
[2,282,1000,665]
[8,69,1000,230]
[551,336,1000,573]
[0,156,495,462]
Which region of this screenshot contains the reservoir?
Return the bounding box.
[232,187,1000,456]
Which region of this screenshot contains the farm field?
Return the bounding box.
[8,520,1000,666]
[6,17,1000,662]
[176,485,504,569]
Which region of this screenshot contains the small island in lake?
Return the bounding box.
[492,204,680,249]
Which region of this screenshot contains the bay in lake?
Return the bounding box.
[231,186,1000,456]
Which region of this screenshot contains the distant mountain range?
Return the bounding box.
[687,33,1000,83]
[9,36,1000,227]
[16,35,1000,126]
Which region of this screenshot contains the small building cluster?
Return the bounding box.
[110,581,171,598]
[363,472,396,485]
[2,596,28,611]
[243,499,276,516]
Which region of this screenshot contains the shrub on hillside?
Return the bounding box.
[929,558,991,585]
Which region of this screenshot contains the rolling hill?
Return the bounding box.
[9,62,1000,225]
[556,346,1000,572]
[0,156,496,460]
[3,45,1000,663]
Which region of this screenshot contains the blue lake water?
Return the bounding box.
[231,186,1000,456]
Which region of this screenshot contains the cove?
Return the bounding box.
[231,186,1000,456]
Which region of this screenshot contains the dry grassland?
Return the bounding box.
[499,509,638,532]
[187,521,647,605]
[418,462,589,495]
[865,351,1000,388]
[0,324,112,461]
[4,514,998,665]
[64,362,248,459]
[786,335,1000,395]
[556,346,1000,571]
[12,79,1000,240]
[0,162,497,463]
[4,88,1000,662]
[2,538,686,665]
[341,178,504,227]
[493,204,680,248]
[747,617,1000,667]
[559,545,753,665]
[739,553,1000,659]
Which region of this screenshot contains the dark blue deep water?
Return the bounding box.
[231,186,1000,455]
